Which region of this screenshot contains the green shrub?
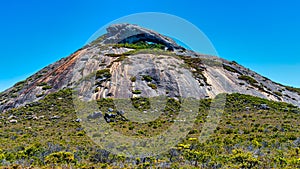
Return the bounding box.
[131,97,150,110]
[229,149,259,168]
[1,86,300,168]
[231,61,238,64]
[45,151,75,164]
[285,86,300,95]
[223,64,241,74]
[238,75,258,85]
[42,85,52,90]
[142,75,153,82]
[36,93,44,98]
[115,41,165,50]
[148,83,157,89]
[0,149,4,161]
[274,91,283,96]
[96,69,111,79]
[132,90,142,94]
[130,76,136,82]
[38,82,48,86]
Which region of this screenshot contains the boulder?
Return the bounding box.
[87,112,102,119]
[117,110,125,115]
[104,113,116,123]
[9,119,17,123]
[50,115,61,119]
[259,104,270,110]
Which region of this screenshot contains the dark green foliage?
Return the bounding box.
[142,75,153,82]
[274,91,283,96]
[9,80,27,95]
[45,151,75,164]
[131,97,150,111]
[223,64,241,74]
[132,90,142,94]
[238,75,267,91]
[285,86,300,95]
[42,85,52,90]
[148,83,157,89]
[90,34,107,46]
[36,93,44,98]
[13,80,26,88]
[37,82,48,86]
[238,75,258,85]
[130,76,136,82]
[105,50,136,68]
[178,55,209,86]
[97,98,115,111]
[36,74,43,78]
[96,69,111,79]
[105,50,136,57]
[231,60,238,64]
[115,41,165,50]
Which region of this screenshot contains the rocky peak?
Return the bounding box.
[101,23,184,51]
[0,24,300,113]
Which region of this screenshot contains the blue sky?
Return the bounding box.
[0,0,300,92]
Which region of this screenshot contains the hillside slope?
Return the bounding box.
[0,23,299,113]
[0,23,300,168]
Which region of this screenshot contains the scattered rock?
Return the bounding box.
[25,115,38,120]
[291,109,300,114]
[75,118,82,122]
[108,108,114,112]
[8,115,17,120]
[104,113,116,123]
[50,115,61,119]
[117,110,125,115]
[87,112,102,119]
[293,137,300,146]
[259,104,270,110]
[107,93,114,97]
[9,119,17,123]
[32,116,39,120]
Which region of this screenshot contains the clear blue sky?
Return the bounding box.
[0,0,300,92]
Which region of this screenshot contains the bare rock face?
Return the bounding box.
[102,54,206,100]
[102,23,184,51]
[0,23,299,112]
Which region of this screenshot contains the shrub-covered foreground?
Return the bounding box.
[0,89,299,168]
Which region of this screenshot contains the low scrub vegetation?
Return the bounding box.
[0,89,299,168]
[114,41,165,50]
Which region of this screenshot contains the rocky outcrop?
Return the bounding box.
[0,24,299,112]
[101,23,184,51]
